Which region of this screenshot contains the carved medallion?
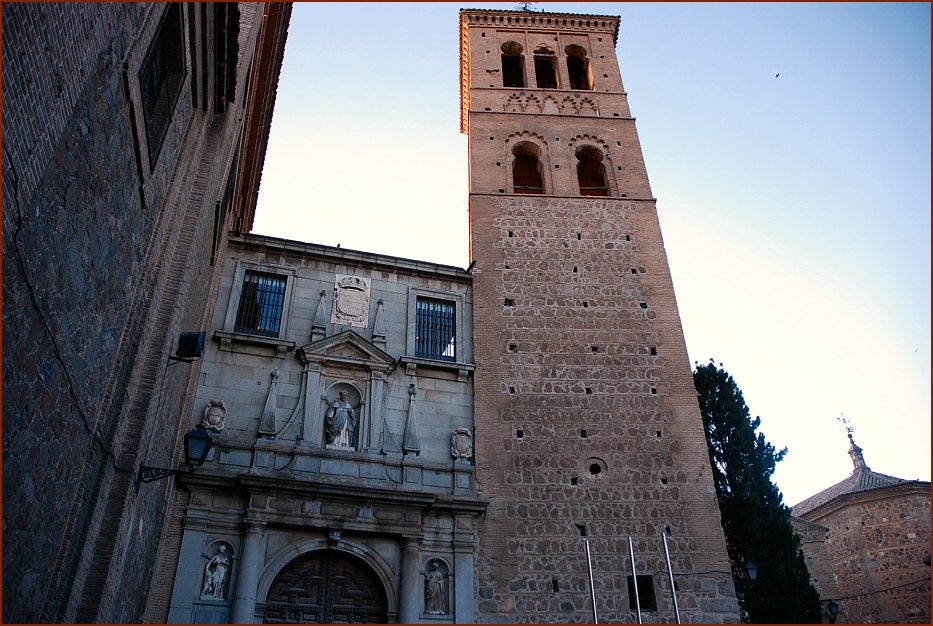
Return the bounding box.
[331,274,371,328]
[202,400,226,432]
[451,428,473,460]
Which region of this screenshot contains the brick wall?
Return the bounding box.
[2,3,288,622]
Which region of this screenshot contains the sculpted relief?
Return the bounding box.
[330,274,371,328]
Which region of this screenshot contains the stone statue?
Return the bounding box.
[201,399,226,432]
[200,544,230,600]
[323,390,356,448]
[424,561,446,615]
[451,428,473,461]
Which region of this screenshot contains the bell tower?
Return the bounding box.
[460,9,739,622]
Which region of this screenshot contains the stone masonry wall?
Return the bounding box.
[818,490,930,624]
[2,3,275,622]
[470,194,736,624]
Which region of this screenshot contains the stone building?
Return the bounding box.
[155,233,484,623]
[4,5,741,624]
[1,3,291,623]
[792,435,931,624]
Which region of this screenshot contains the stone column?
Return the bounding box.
[453,537,476,624]
[366,371,385,453]
[301,363,322,445]
[231,519,266,624]
[399,537,422,623]
[166,513,210,623]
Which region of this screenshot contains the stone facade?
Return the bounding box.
[157,234,484,623]
[792,439,931,624]
[1,3,290,623]
[461,9,738,624]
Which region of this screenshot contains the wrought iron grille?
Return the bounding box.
[234,271,286,337]
[416,297,456,361]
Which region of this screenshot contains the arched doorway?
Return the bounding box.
[263,550,389,623]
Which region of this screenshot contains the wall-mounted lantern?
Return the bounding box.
[135,425,213,490]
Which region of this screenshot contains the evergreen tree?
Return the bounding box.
[694,360,822,623]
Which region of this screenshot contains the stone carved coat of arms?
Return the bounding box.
[331,274,371,328]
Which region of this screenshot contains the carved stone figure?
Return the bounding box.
[323,390,356,448]
[330,274,371,328]
[451,428,473,460]
[202,400,226,432]
[200,544,231,600]
[424,561,447,615]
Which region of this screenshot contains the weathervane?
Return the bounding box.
[516,2,536,12]
[837,413,870,472]
[837,413,854,438]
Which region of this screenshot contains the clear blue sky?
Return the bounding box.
[253,2,931,506]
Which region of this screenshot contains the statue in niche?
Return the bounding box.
[451,428,473,461]
[200,544,231,600]
[323,390,356,448]
[424,561,447,615]
[201,399,226,432]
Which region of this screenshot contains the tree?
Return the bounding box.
[694,360,822,623]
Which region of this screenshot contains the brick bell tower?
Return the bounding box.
[460,9,739,623]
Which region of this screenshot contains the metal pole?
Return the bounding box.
[661,531,681,624]
[628,536,642,624]
[583,536,598,624]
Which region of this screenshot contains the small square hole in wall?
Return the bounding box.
[498,189,505,193]
[555,164,560,169]
[617,166,622,170]
[570,477,579,485]
[573,266,578,273]
[631,268,638,274]
[481,32,486,37]
[665,526,672,535]
[504,298,514,307]
[585,387,592,395]
[582,301,589,308]
[651,387,657,395]
[552,579,560,592]
[577,232,582,240]
[490,136,495,140]
[591,346,598,353]
[617,141,621,146]
[661,477,669,485]
[613,113,620,117]
[580,429,588,438]
[640,302,648,309]
[508,230,514,237]
[485,107,492,111]
[603,74,608,78]
[509,386,516,394]
[497,162,502,167]
[509,343,518,352]
[650,346,657,356]
[625,235,631,241]
[656,430,662,438]
[516,429,524,439]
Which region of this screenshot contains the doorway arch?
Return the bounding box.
[262,550,389,623]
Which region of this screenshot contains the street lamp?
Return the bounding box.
[136,425,213,490]
[743,561,758,582]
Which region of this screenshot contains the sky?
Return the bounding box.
[253,2,931,506]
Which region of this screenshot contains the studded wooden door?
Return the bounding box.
[263,550,389,623]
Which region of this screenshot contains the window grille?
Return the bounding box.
[139,3,186,167]
[234,271,287,337]
[416,297,456,361]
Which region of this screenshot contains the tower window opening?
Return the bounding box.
[512,142,544,194]
[533,47,559,89]
[501,41,525,88]
[627,575,657,611]
[576,145,608,196]
[565,44,594,90]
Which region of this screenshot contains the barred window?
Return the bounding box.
[416,297,456,361]
[234,271,287,338]
[139,2,186,168]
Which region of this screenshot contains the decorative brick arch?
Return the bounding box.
[504,131,552,194]
[567,134,618,196]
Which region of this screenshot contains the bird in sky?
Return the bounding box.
[775,73,780,78]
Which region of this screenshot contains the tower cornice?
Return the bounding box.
[459,8,620,134]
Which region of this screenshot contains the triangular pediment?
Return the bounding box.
[297,330,395,371]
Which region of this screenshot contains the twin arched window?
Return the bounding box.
[511,142,609,196]
[501,42,594,91]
